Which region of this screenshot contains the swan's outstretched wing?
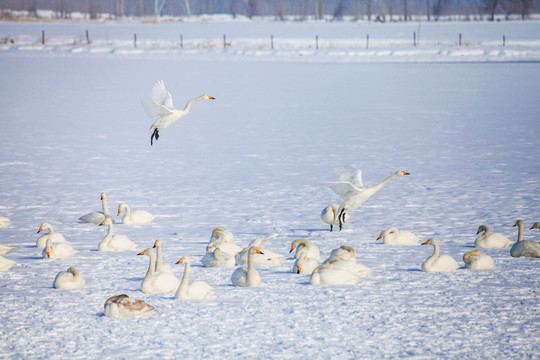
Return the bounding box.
[140,80,175,118]
[322,181,363,198]
[249,234,277,248]
[334,166,364,188]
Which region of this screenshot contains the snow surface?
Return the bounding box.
[0,19,539,359]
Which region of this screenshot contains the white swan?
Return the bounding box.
[327,245,356,261]
[79,192,115,224]
[98,218,137,251]
[141,80,215,145]
[0,255,16,271]
[206,228,242,255]
[104,294,155,318]
[153,239,173,273]
[231,247,263,287]
[0,243,15,255]
[175,256,215,300]
[377,227,420,245]
[323,167,410,230]
[320,204,349,232]
[137,248,180,294]
[324,255,372,277]
[117,203,155,225]
[36,222,67,248]
[235,235,286,266]
[309,264,361,285]
[510,220,540,258]
[475,225,512,249]
[0,217,11,228]
[201,248,236,268]
[421,238,459,272]
[462,250,494,270]
[42,238,76,258]
[53,267,86,289]
[289,239,321,260]
[292,251,319,275]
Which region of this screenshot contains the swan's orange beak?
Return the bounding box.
[176,257,185,264]
[297,265,301,274]
[208,95,215,100]
[37,226,43,234]
[99,220,106,226]
[46,251,51,258]
[402,171,410,175]
[138,250,147,255]
[421,240,429,245]
[377,233,382,240]
[255,248,263,255]
[153,240,159,248]
[101,193,105,200]
[289,245,294,253]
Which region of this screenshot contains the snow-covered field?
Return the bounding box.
[0,18,539,359]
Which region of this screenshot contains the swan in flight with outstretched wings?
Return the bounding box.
[141,80,215,145]
[322,167,410,230]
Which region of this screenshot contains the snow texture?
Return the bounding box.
[0,18,539,359]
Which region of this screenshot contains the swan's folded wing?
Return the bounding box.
[322,181,362,198]
[334,166,364,188]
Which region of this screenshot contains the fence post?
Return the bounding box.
[271,35,274,50]
[366,34,369,49]
[502,35,506,46]
[42,30,45,45]
[86,30,90,44]
[316,35,319,50]
[413,32,416,47]
[134,33,137,48]
[459,33,462,46]
[180,34,183,48]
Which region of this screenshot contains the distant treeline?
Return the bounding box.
[1,0,538,21]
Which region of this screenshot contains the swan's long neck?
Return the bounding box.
[183,96,203,112]
[516,222,523,242]
[46,225,54,236]
[247,249,257,284]
[367,173,399,196]
[99,222,113,250]
[428,241,440,263]
[176,259,190,297]
[155,245,164,272]
[145,252,156,280]
[45,239,53,254]
[102,196,111,217]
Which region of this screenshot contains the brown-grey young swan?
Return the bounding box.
[79,192,115,224]
[141,80,215,146]
[510,220,540,258]
[104,294,155,318]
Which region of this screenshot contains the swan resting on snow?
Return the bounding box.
[290,239,321,260]
[0,255,16,271]
[36,222,67,248]
[323,167,410,230]
[206,228,242,255]
[104,294,155,318]
[0,217,11,228]
[42,238,76,259]
[201,248,236,268]
[377,227,419,245]
[138,248,181,294]
[309,264,361,285]
[462,250,494,270]
[141,80,215,146]
[421,238,459,272]
[53,267,86,289]
[79,192,115,224]
[175,256,215,300]
[293,252,319,274]
[475,225,512,249]
[231,247,263,287]
[323,255,373,277]
[510,220,540,258]
[0,243,15,255]
[235,234,286,266]
[117,203,155,225]
[98,218,137,251]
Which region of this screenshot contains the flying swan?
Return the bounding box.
[323,167,410,230]
[141,80,215,145]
